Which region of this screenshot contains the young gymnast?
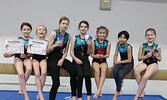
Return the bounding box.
[91,26,111,99]
[70,20,92,100]
[32,25,49,100]
[47,16,77,100]
[134,28,162,100]
[4,22,33,100]
[111,31,134,100]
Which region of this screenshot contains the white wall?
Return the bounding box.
[0,0,167,69]
[0,0,167,98]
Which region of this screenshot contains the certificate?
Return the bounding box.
[27,39,48,55]
[4,39,24,54]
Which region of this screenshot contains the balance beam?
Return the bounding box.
[0,63,166,80]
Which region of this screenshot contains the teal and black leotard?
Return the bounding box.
[15,36,32,61]
[92,39,108,64]
[142,43,158,66]
[73,35,91,98]
[112,42,134,92]
[118,42,134,62]
[48,30,69,59]
[48,30,77,100]
[73,35,89,60]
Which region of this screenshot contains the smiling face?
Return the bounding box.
[79,23,88,34]
[145,30,156,43]
[59,20,69,32]
[36,25,47,38]
[97,29,107,40]
[21,25,32,38]
[118,34,127,45]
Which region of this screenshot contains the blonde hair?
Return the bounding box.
[36,25,47,35]
[145,28,156,37]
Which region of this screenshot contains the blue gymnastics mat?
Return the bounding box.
[0,90,166,100]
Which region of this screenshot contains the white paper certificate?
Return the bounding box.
[27,39,48,55]
[4,39,24,54]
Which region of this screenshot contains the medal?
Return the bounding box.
[79,34,85,56]
[146,59,150,63]
[81,51,84,56]
[81,44,84,56]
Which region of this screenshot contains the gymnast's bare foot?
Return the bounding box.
[112,92,119,100]
[78,98,82,100]
[18,88,24,95]
[118,90,122,96]
[98,91,103,98]
[24,94,30,100]
[139,91,145,98]
[87,95,91,100]
[72,96,76,100]
[37,94,40,99]
[134,96,138,100]
[40,95,44,100]
[93,93,99,99]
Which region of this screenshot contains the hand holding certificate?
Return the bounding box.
[27,39,48,55]
[4,39,24,54]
